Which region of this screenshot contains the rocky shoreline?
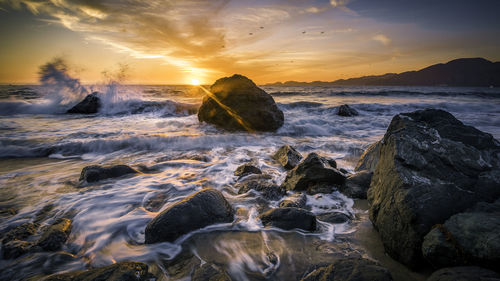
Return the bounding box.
[1,75,499,280]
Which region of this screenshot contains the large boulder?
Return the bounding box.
[67,92,101,114]
[44,261,153,281]
[339,171,373,199]
[367,109,500,268]
[422,199,500,269]
[301,257,393,281]
[192,263,232,281]
[281,153,346,194]
[273,145,303,170]
[337,104,359,117]
[259,207,316,231]
[354,141,381,172]
[426,266,500,281]
[145,188,234,243]
[79,165,139,183]
[198,74,284,132]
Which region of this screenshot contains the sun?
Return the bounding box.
[191,79,200,85]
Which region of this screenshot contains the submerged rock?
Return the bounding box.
[281,153,345,194]
[145,188,234,243]
[426,266,500,281]
[236,174,286,200]
[2,222,37,244]
[2,240,34,259]
[192,263,232,281]
[317,212,352,224]
[354,141,381,172]
[273,145,303,170]
[339,171,373,199]
[279,193,307,208]
[67,92,101,114]
[422,199,500,269]
[301,257,393,281]
[367,109,500,268]
[79,164,139,183]
[259,207,316,231]
[234,163,262,177]
[337,104,359,117]
[36,218,72,251]
[198,74,284,132]
[44,261,153,281]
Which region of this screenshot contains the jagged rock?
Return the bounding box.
[259,207,316,231]
[354,141,381,172]
[279,193,307,208]
[339,171,373,199]
[198,74,284,132]
[43,261,154,281]
[281,153,345,194]
[37,218,72,251]
[79,165,139,183]
[337,104,359,117]
[145,188,234,243]
[67,92,101,114]
[2,222,37,244]
[236,174,286,200]
[301,257,393,281]
[317,212,351,224]
[367,109,500,268]
[426,266,500,281]
[192,263,232,281]
[273,145,303,169]
[234,163,262,177]
[422,199,500,269]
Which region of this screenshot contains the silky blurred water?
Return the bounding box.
[0,84,499,280]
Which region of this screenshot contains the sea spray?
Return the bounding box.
[38,57,89,105]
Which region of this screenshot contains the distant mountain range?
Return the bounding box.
[266,58,500,87]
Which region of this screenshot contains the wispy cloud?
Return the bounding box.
[372,34,391,46]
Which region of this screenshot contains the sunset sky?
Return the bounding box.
[1,0,499,84]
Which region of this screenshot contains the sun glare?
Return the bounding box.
[191,79,200,85]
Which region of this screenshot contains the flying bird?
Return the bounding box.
[249,33,253,35]
[302,31,306,34]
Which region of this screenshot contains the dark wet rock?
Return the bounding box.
[79,164,139,183]
[234,163,262,177]
[273,145,303,170]
[36,218,72,251]
[279,193,307,208]
[281,153,346,194]
[354,141,381,172]
[259,207,316,231]
[339,168,349,175]
[44,261,153,281]
[67,92,101,114]
[198,74,284,132]
[422,199,500,269]
[192,263,232,281]
[0,207,17,217]
[426,266,500,281]
[236,174,286,200]
[145,188,234,243]
[367,109,500,268]
[2,222,37,244]
[339,171,373,199]
[337,104,359,117]
[301,257,393,281]
[317,212,351,224]
[2,240,34,259]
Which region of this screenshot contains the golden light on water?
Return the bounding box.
[191,79,200,86]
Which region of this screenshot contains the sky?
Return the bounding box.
[0,0,499,84]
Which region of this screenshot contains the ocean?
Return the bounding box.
[0,84,499,280]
